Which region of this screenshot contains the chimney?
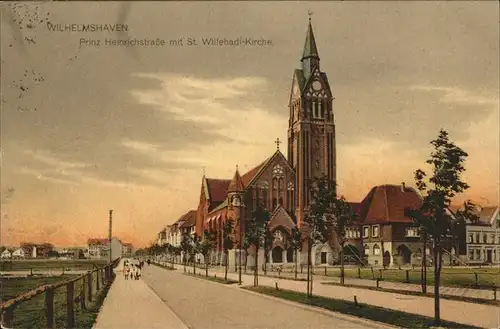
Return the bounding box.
[401,182,406,192]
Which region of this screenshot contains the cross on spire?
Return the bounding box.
[308,10,314,21]
[275,138,281,150]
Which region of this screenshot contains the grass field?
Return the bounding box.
[185,272,239,285]
[275,266,500,288]
[0,259,108,272]
[2,270,111,329]
[244,286,479,329]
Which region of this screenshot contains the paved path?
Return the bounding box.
[93,259,187,329]
[169,262,500,329]
[142,263,393,329]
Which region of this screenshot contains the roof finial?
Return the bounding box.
[275,137,281,151]
[236,164,239,172]
[308,10,313,22]
[202,166,205,176]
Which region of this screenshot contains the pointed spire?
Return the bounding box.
[301,17,319,61]
[228,166,244,192]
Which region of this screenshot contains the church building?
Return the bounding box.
[171,19,429,269]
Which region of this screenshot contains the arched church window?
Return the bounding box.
[287,182,294,191]
[274,230,284,243]
[231,195,241,207]
[272,164,284,178]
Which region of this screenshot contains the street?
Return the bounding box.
[141,264,390,329]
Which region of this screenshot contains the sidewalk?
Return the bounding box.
[93,259,188,329]
[169,262,500,329]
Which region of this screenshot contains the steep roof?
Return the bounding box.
[228,168,245,192]
[205,178,231,202]
[87,238,108,245]
[347,202,363,225]
[359,185,422,225]
[179,210,197,228]
[302,19,319,60]
[241,157,271,186]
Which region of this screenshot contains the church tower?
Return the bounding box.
[287,18,337,228]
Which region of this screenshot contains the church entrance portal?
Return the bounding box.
[272,246,283,263]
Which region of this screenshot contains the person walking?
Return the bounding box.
[136,264,141,280]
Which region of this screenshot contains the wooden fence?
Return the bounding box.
[1,258,120,329]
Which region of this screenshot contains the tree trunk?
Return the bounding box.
[340,244,345,285]
[263,250,268,275]
[422,234,427,293]
[183,256,186,273]
[307,240,313,297]
[433,244,441,326]
[205,255,209,277]
[306,245,310,296]
[193,254,196,275]
[294,249,298,280]
[224,251,228,281]
[254,248,259,286]
[244,250,248,273]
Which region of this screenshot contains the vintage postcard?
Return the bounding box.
[1,1,499,329]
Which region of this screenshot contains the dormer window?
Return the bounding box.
[406,227,421,237]
[372,225,379,238]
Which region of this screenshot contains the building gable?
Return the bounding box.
[268,206,296,234]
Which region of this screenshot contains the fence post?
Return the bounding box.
[379,269,383,279]
[376,278,380,288]
[66,281,75,328]
[96,269,100,291]
[493,284,497,301]
[405,270,410,283]
[45,286,55,328]
[87,271,93,302]
[81,277,86,310]
[324,267,327,276]
[371,267,375,280]
[474,273,479,288]
[62,267,65,275]
[1,307,15,329]
[357,268,361,279]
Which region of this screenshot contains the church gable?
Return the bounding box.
[247,150,295,189]
[268,206,296,234]
[303,66,330,98]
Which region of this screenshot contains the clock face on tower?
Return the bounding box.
[312,80,322,91]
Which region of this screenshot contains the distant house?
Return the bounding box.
[1,249,12,259]
[457,206,500,265]
[121,243,134,258]
[12,248,25,259]
[20,242,54,258]
[87,237,123,261]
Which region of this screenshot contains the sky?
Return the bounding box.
[1,1,498,248]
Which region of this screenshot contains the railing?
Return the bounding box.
[0,258,120,329]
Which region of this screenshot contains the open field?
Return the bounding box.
[0,259,107,272]
[2,270,111,329]
[269,266,500,288]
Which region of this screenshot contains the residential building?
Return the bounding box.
[87,237,123,261]
[12,248,25,259]
[122,243,134,258]
[1,249,12,259]
[459,206,500,265]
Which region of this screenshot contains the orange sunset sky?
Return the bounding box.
[1,2,499,248]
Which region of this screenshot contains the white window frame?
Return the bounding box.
[373,244,381,256]
[372,225,380,238]
[363,226,370,238]
[364,244,370,256]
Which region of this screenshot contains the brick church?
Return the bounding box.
[190,19,428,268]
